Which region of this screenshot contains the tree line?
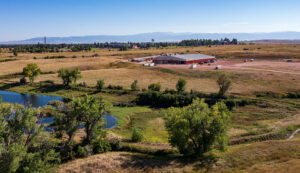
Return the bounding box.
[1,38,238,54]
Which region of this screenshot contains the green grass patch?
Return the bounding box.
[110,106,152,128]
[110,108,169,143]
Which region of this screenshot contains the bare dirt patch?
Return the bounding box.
[154,60,300,75]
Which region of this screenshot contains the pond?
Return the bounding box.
[0,90,64,107]
[0,90,117,129]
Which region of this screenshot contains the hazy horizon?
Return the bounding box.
[4,31,300,42]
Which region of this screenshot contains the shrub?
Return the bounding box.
[0,58,17,63]
[13,49,18,56]
[131,128,143,142]
[78,82,87,87]
[164,88,177,94]
[217,72,232,97]
[225,99,236,110]
[131,80,139,91]
[92,53,99,57]
[148,82,161,92]
[286,92,300,98]
[108,138,122,151]
[20,77,27,84]
[92,139,111,154]
[120,143,179,156]
[77,146,88,158]
[108,84,123,90]
[96,80,105,91]
[136,90,194,108]
[176,78,186,93]
[44,55,66,59]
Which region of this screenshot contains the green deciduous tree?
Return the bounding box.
[0,98,60,173]
[165,99,231,156]
[23,63,41,84]
[58,68,81,87]
[72,95,112,145]
[148,82,161,92]
[217,72,232,97]
[52,101,83,161]
[131,80,139,91]
[53,102,80,145]
[52,95,112,159]
[176,78,186,93]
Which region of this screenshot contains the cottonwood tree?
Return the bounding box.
[72,95,112,145]
[58,68,81,87]
[0,98,60,173]
[53,102,80,144]
[52,101,82,160]
[217,72,232,97]
[176,78,186,93]
[165,99,231,156]
[23,63,41,84]
[53,95,112,159]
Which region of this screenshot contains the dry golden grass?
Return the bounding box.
[218,138,300,172]
[55,152,196,173]
[1,44,300,95]
[55,138,300,173]
[0,56,117,76]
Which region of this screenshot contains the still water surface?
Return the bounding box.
[0,90,117,130]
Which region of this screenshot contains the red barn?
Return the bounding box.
[153,54,216,64]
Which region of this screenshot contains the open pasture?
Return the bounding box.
[1,44,300,96]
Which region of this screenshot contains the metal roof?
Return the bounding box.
[154,54,215,61]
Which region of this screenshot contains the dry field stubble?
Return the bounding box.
[1,45,300,95]
[55,138,300,173]
[55,152,196,173]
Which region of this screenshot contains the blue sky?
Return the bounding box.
[0,0,300,41]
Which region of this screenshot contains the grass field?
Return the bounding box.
[1,44,300,172]
[55,136,300,173]
[1,45,300,96]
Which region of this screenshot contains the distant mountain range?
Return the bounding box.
[2,31,300,44]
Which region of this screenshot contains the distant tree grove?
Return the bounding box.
[0,38,238,53]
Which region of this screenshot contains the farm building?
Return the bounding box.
[153,54,216,64]
[132,56,156,62]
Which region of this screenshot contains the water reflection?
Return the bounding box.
[0,90,63,108]
[0,90,118,129]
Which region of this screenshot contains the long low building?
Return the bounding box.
[153,54,216,64]
[132,56,156,62]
